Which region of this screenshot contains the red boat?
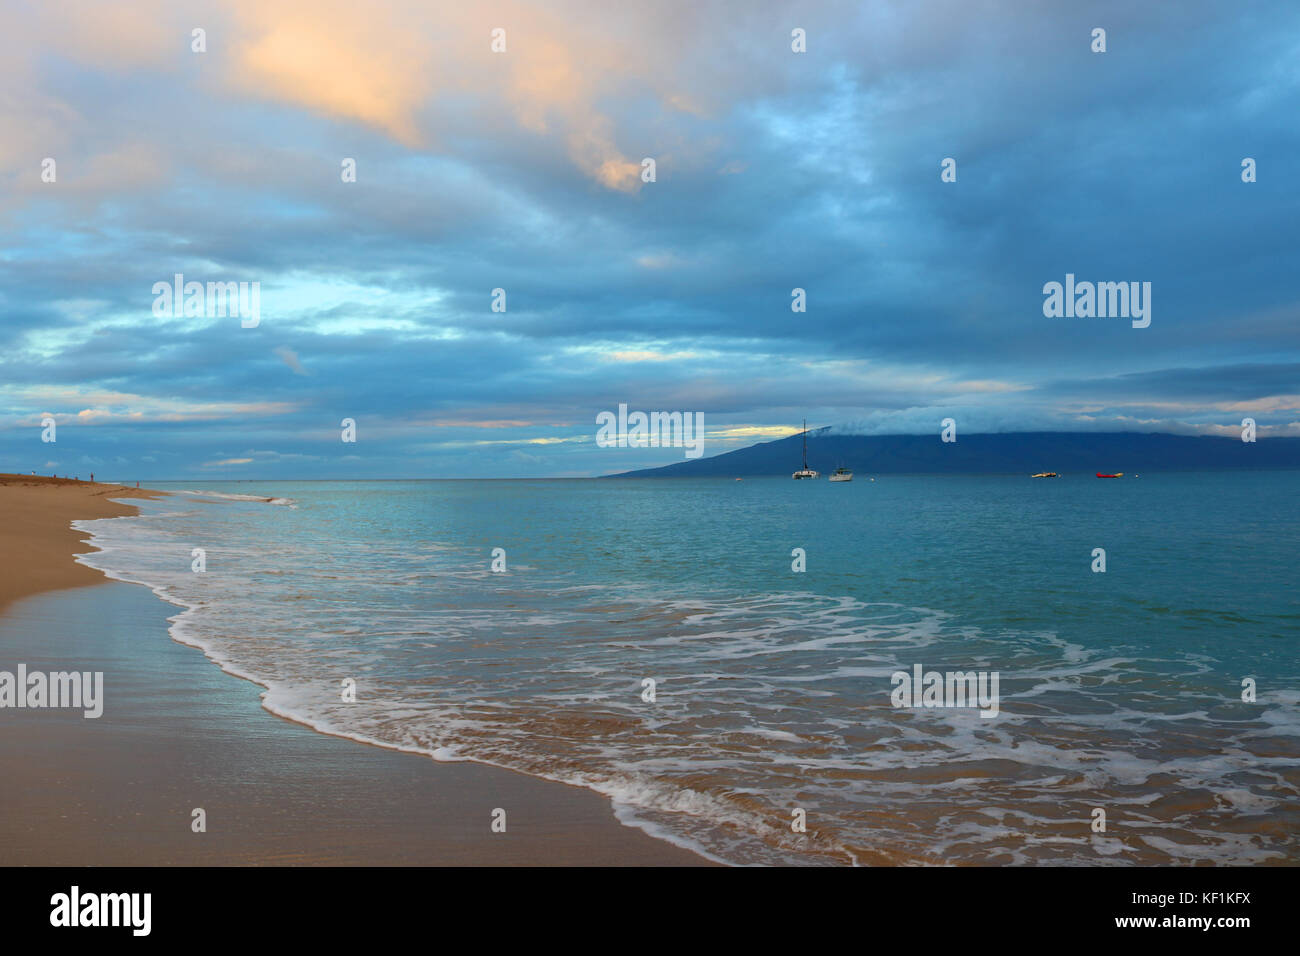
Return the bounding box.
[1096,472,1124,478]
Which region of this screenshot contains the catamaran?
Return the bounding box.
[792,420,818,479]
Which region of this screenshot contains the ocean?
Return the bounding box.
[74,473,1299,865]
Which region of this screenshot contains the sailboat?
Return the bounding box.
[792,420,819,479]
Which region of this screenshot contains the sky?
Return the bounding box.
[1,0,1298,479]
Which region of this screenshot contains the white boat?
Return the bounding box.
[792,420,819,479]
[829,466,853,482]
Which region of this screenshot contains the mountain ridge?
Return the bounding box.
[605,430,1300,477]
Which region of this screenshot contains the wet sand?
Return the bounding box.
[0,477,709,865]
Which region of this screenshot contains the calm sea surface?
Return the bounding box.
[76,473,1299,864]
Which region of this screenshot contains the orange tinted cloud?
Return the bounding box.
[2,1,693,194]
[224,0,648,187]
[227,0,436,146]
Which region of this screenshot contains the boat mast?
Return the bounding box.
[802,419,808,470]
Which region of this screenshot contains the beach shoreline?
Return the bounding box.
[0,476,711,865]
[0,474,162,615]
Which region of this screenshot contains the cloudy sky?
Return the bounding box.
[2,0,1297,479]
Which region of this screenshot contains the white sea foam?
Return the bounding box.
[174,489,296,506]
[69,492,1300,867]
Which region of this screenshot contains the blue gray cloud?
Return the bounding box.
[1,0,1297,478]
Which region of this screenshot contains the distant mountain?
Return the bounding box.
[606,430,1300,477]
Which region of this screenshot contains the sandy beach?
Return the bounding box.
[0,476,708,865]
[0,475,160,614]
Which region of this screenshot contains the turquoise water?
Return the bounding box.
[77,473,1299,864]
